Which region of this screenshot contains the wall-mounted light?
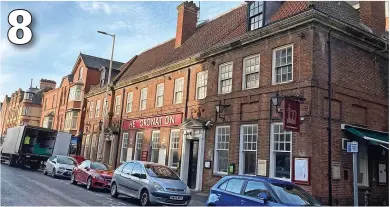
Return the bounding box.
[271,91,283,112]
[167,76,172,80]
[135,86,138,90]
[215,101,228,120]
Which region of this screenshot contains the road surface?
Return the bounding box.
[0,164,205,206]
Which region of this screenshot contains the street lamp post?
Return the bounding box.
[97,31,115,161]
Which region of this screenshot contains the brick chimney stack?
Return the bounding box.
[175,1,199,48]
[40,79,56,90]
[359,1,386,37]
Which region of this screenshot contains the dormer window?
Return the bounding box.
[248,1,264,31]
[24,93,33,101]
[100,69,106,87]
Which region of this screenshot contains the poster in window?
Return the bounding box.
[378,162,387,185]
[293,157,310,185]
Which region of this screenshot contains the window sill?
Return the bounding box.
[272,80,294,85]
[212,172,227,178]
[242,86,259,90]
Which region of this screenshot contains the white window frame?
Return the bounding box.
[84,135,91,158]
[68,85,82,101]
[115,96,121,114]
[218,62,233,94]
[270,123,292,181]
[242,54,260,90]
[140,88,148,111]
[342,138,350,151]
[24,93,33,100]
[214,126,230,175]
[89,102,94,118]
[151,131,160,163]
[120,133,129,163]
[196,71,208,100]
[42,116,53,129]
[358,142,369,187]
[239,124,258,175]
[272,44,293,84]
[21,107,30,116]
[155,83,164,107]
[134,132,143,160]
[168,129,180,168]
[95,100,100,117]
[174,78,184,104]
[126,92,133,113]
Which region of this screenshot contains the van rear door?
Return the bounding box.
[52,132,72,156]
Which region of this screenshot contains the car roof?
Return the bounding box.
[125,160,168,167]
[222,175,295,185]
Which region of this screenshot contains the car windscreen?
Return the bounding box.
[269,183,320,206]
[91,162,108,170]
[57,157,76,165]
[145,164,179,180]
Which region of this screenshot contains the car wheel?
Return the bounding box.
[110,182,119,198]
[70,173,77,185]
[51,168,57,178]
[140,189,150,206]
[86,177,93,190]
[43,168,47,175]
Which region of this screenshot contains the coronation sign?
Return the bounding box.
[122,114,183,129]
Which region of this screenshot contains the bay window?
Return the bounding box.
[24,93,33,101]
[214,126,230,174]
[68,85,82,101]
[65,111,78,129]
[239,124,258,175]
[168,130,180,168]
[270,123,292,180]
[42,116,53,129]
[151,131,160,163]
[243,55,260,89]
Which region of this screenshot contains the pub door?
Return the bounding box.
[187,140,199,189]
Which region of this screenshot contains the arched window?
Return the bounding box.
[248,1,264,31]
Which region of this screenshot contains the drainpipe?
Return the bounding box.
[183,68,191,120]
[114,88,126,168]
[327,29,333,206]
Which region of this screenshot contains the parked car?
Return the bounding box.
[43,155,77,178]
[71,160,113,190]
[110,161,191,206]
[206,175,320,206]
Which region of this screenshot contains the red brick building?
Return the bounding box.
[40,53,123,154]
[83,1,388,205]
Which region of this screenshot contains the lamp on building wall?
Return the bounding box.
[271,91,283,111]
[215,101,228,120]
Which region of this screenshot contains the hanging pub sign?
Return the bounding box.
[122,114,182,129]
[283,99,300,132]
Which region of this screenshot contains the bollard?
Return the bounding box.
[364,190,370,206]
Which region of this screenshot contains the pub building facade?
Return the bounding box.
[82,1,389,205]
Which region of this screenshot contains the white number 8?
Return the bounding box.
[8,9,33,45]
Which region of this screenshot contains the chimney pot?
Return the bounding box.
[175,1,199,48]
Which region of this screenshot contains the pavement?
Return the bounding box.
[0,163,208,206]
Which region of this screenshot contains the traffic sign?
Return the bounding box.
[347,142,358,153]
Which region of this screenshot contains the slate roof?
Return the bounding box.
[80,53,124,71]
[113,1,376,86]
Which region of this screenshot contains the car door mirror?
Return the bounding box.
[257,192,270,203]
[139,174,147,179]
[85,167,90,171]
[52,161,56,164]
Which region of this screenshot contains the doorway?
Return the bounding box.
[187,140,199,189]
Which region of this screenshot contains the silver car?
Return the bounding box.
[110,161,191,206]
[43,155,76,178]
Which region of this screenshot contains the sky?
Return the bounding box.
[0,1,242,101]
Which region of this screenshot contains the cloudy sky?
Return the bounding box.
[0,1,242,101]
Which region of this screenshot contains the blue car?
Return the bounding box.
[206,175,320,206]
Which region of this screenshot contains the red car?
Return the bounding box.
[71,160,113,190]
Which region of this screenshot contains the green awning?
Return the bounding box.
[344,126,389,146]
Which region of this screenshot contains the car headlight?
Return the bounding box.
[185,186,191,194]
[59,167,65,170]
[93,174,104,180]
[153,182,164,191]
